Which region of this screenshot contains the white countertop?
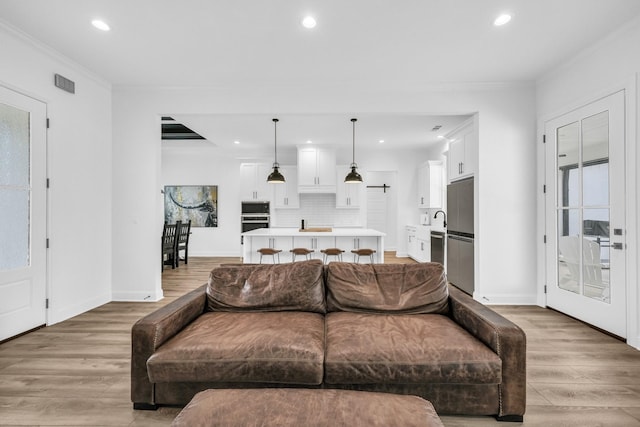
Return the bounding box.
[242,227,386,237]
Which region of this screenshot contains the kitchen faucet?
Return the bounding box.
[434,210,447,227]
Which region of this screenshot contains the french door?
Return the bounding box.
[545,91,626,338]
[0,86,47,341]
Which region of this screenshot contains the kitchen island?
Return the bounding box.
[241,228,385,264]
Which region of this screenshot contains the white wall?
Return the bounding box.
[0,24,112,324]
[536,16,640,348]
[161,148,244,257]
[112,82,537,305]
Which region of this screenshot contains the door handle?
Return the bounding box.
[612,242,624,250]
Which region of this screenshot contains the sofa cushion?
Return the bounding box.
[147,311,325,385]
[326,262,449,314]
[207,259,326,313]
[324,312,502,385]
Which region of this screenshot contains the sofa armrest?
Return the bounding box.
[448,285,526,421]
[131,284,207,408]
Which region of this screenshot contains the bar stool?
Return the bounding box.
[290,248,314,262]
[257,248,282,264]
[321,248,344,264]
[351,248,376,264]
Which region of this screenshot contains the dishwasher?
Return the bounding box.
[430,231,445,265]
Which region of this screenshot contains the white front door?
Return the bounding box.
[544,91,626,338]
[0,86,47,341]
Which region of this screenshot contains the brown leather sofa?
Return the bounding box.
[132,260,526,422]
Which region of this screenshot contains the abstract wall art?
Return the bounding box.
[164,185,218,227]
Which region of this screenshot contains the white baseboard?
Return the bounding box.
[472,292,538,305]
[190,251,243,257]
[111,290,164,302]
[626,333,639,350]
[394,251,409,258]
[48,292,111,325]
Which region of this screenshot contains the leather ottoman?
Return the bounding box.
[172,389,444,427]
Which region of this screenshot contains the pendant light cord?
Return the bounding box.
[351,118,357,167]
[273,118,279,165]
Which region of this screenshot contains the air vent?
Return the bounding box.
[161,117,205,140]
[54,73,75,94]
[431,125,442,131]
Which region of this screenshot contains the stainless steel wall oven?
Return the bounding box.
[241,202,270,232]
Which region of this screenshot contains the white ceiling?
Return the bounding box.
[168,113,471,158]
[2,0,639,153]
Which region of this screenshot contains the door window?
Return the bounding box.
[0,103,31,270]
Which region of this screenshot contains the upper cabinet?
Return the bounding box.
[335,165,361,208]
[446,117,477,182]
[297,147,337,193]
[273,165,299,209]
[417,160,443,209]
[239,163,272,201]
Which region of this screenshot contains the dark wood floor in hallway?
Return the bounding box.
[0,256,639,426]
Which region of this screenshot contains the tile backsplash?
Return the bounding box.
[272,194,362,228]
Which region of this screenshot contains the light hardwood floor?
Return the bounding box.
[1,255,640,426]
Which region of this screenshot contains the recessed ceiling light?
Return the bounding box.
[91,19,110,31]
[233,140,240,145]
[302,16,317,29]
[379,140,385,144]
[306,140,313,144]
[493,14,512,26]
[437,135,445,139]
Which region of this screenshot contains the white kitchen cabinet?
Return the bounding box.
[240,163,272,201]
[246,236,293,263]
[415,238,430,263]
[407,225,431,262]
[242,228,386,264]
[446,118,477,182]
[335,165,361,208]
[406,226,418,260]
[273,165,299,209]
[297,147,336,193]
[293,235,336,260]
[417,160,443,208]
[336,236,378,262]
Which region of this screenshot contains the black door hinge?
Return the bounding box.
[46,299,49,309]
[46,238,50,249]
[544,285,547,294]
[543,235,547,244]
[46,118,50,129]
[542,134,546,143]
[543,184,546,193]
[46,178,50,189]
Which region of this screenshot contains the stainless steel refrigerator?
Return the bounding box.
[446,178,474,295]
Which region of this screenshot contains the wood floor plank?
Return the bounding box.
[531,383,640,407]
[0,396,136,426]
[0,375,124,398]
[442,406,640,427]
[0,255,639,426]
[1,357,130,376]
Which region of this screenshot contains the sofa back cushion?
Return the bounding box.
[326,262,449,314]
[207,259,326,313]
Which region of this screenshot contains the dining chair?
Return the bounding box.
[176,220,192,266]
[161,221,181,271]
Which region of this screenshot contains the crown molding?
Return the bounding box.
[0,18,111,91]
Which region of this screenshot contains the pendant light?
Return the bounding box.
[267,118,285,183]
[345,118,363,183]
